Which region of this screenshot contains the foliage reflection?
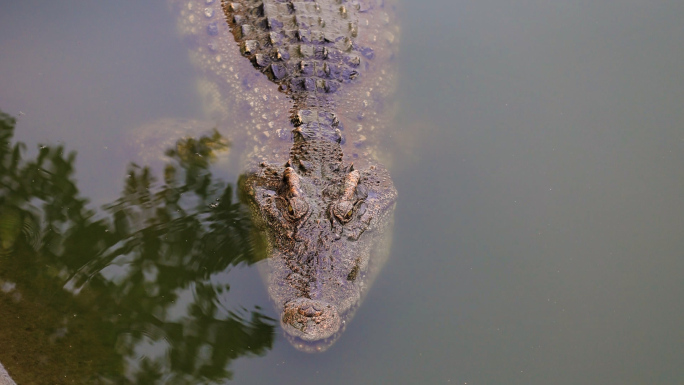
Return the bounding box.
[0,110,274,384]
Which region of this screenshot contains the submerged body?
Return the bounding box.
[169,0,399,352]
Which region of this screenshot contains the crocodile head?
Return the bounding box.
[240,139,396,352]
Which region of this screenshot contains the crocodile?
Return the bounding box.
[167,0,399,352]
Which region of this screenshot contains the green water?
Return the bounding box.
[0,112,271,383]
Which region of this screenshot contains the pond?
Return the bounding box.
[1,0,683,384]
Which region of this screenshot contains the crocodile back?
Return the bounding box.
[225,1,372,108]
[170,0,399,167]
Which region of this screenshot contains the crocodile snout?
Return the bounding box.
[281,298,341,341]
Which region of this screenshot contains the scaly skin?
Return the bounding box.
[169,0,399,352]
[241,137,396,352]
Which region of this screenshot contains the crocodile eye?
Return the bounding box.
[332,200,355,224]
[286,196,308,220]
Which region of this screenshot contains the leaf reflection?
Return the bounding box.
[0,110,274,384]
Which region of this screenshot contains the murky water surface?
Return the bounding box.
[1,1,683,384]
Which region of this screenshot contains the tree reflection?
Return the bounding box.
[0,110,274,384]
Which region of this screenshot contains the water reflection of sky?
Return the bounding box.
[1,0,684,384]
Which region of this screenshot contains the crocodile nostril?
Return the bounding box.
[298,304,322,317]
[281,298,340,341]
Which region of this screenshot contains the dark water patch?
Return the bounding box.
[0,111,274,383]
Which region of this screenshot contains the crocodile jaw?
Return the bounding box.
[241,158,396,352]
